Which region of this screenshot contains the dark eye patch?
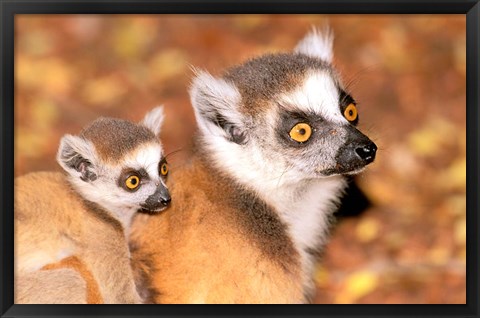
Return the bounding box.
[339,90,356,110]
[117,167,150,190]
[276,107,325,147]
[158,157,169,179]
[339,90,359,125]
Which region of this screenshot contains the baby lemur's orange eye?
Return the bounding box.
[125,175,140,190]
[289,123,312,143]
[344,103,358,122]
[160,163,168,176]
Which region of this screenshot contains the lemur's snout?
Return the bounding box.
[332,126,377,175]
[141,185,171,213]
[155,187,171,207]
[355,141,377,164]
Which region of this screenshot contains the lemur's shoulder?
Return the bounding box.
[131,153,304,303]
[177,153,299,266]
[15,171,85,224]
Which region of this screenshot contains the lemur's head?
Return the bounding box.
[190,28,376,188]
[56,107,171,225]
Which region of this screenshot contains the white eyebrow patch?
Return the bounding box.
[279,71,346,124]
[123,142,164,182]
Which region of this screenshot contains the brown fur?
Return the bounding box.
[80,117,157,162]
[14,172,141,304]
[224,53,333,113]
[130,151,305,304]
[128,241,160,303]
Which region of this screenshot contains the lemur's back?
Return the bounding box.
[15,171,137,304]
[15,172,88,274]
[131,155,305,304]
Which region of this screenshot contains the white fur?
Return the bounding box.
[123,142,165,184]
[294,27,334,63]
[17,251,57,273]
[271,177,346,283]
[190,70,245,138]
[66,142,165,234]
[142,106,165,137]
[17,244,75,273]
[56,246,74,261]
[57,135,98,181]
[280,71,347,124]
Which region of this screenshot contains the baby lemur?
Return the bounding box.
[131,28,377,303]
[15,107,170,304]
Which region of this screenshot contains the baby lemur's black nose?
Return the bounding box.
[355,141,377,164]
[142,186,171,212]
[160,194,171,206]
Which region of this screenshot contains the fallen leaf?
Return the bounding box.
[15,128,49,158]
[82,76,127,106]
[428,247,450,266]
[436,157,466,191]
[407,117,458,157]
[314,264,330,287]
[149,49,188,82]
[16,57,73,95]
[336,270,379,303]
[355,217,381,243]
[32,99,59,130]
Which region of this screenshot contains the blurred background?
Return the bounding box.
[14,15,466,304]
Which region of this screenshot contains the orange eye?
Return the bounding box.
[160,163,168,176]
[344,103,358,122]
[289,123,312,143]
[125,175,140,190]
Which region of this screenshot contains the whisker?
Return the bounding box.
[165,148,184,160]
[343,64,381,92]
[275,163,294,188]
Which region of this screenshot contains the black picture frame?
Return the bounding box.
[1,1,478,317]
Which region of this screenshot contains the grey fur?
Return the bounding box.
[224,53,337,112]
[80,118,157,162]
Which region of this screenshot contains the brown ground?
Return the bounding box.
[15,14,466,304]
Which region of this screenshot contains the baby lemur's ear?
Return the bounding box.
[57,135,98,182]
[141,106,164,138]
[189,70,248,145]
[294,26,334,63]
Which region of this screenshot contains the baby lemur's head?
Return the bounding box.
[190,28,377,189]
[56,107,170,225]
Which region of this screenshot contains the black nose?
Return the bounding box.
[161,194,171,206]
[355,142,377,164]
[142,186,171,212]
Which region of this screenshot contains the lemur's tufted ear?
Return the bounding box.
[294,26,334,63]
[189,70,248,145]
[141,106,165,138]
[57,135,98,182]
